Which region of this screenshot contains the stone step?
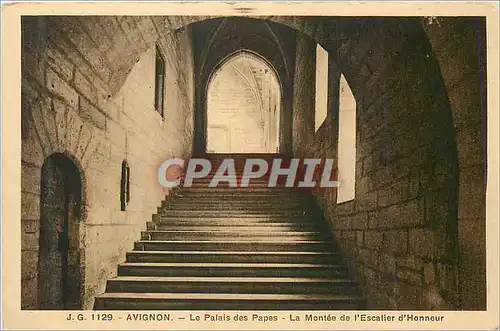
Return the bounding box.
[205,153,280,159]
[158,210,318,218]
[167,193,310,200]
[94,292,363,310]
[188,178,275,182]
[105,276,358,295]
[152,216,325,225]
[167,198,313,205]
[161,207,312,213]
[187,184,277,190]
[199,167,275,172]
[126,251,342,264]
[199,168,275,172]
[178,187,305,194]
[204,160,280,165]
[202,160,280,167]
[190,177,271,183]
[166,198,312,205]
[147,221,324,231]
[168,195,312,202]
[165,200,307,207]
[140,230,326,241]
[133,240,335,252]
[117,262,348,278]
[161,204,312,212]
[170,189,307,195]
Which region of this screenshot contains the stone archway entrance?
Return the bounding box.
[38,153,84,309]
[206,52,281,153]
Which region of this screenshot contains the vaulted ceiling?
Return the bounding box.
[191,17,298,93]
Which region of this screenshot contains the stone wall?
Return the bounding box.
[21,16,195,309]
[292,19,464,310]
[422,17,487,310]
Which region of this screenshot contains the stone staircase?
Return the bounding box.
[94,154,365,310]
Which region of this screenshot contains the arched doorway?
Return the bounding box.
[38,153,84,309]
[206,52,281,153]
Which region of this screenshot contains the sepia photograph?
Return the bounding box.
[2,1,499,330]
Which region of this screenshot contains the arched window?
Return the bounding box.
[337,74,357,203]
[120,160,130,211]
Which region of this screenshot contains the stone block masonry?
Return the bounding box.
[291,18,485,310]
[21,16,195,309]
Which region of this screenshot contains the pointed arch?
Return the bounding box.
[38,152,85,309]
[206,51,281,153]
